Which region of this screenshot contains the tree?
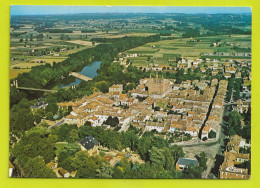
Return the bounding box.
[118,157,131,172]
[10,107,35,132]
[45,102,58,115]
[11,127,56,163]
[163,147,175,170]
[181,165,203,179]
[104,116,119,127]
[58,144,80,172]
[112,166,124,178]
[154,106,160,111]
[170,145,185,161]
[46,112,54,120]
[137,136,152,161]
[228,111,242,127]
[58,124,78,142]
[208,130,216,138]
[72,151,103,178]
[227,127,236,136]
[156,170,174,179]
[19,156,56,178]
[196,152,207,170]
[96,162,113,178]
[135,163,156,178]
[228,111,242,136]
[148,147,166,169]
[122,131,138,150]
[68,129,79,143]
[95,81,109,93]
[151,136,169,148]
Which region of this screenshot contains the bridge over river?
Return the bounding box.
[17,87,58,93]
[69,72,93,82]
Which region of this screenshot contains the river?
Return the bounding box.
[59,60,101,88]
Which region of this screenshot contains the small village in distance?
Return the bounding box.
[9,8,251,179]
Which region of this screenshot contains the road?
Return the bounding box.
[172,105,228,179]
[118,124,130,132]
[48,120,65,129]
[17,87,58,93]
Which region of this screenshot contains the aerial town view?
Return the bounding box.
[9,6,251,179]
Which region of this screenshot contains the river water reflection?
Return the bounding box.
[59,61,101,88]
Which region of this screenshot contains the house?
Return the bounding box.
[89,116,99,127]
[212,70,219,76]
[79,135,100,156]
[176,158,199,171]
[184,126,199,137]
[64,112,89,127]
[224,73,231,79]
[109,84,123,95]
[192,60,199,68]
[219,151,250,179]
[30,101,48,112]
[201,125,217,140]
[169,123,181,133]
[58,168,70,178]
[145,122,165,132]
[9,162,15,177]
[46,161,57,169]
[227,135,251,153]
[239,140,251,148]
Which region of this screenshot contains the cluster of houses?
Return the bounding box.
[219,135,251,179]
[55,76,227,142]
[117,52,251,84]
[201,52,251,57]
[202,80,228,140]
[235,99,251,114]
[164,80,217,138]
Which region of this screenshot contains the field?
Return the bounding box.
[10,14,251,78]
[126,34,251,66]
[9,17,159,80]
[9,35,89,79]
[65,40,95,46]
[10,69,31,79]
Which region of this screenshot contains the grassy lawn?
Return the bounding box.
[55,142,81,156]
[55,142,69,156]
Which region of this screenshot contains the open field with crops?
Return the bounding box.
[10,68,31,79]
[126,34,251,66]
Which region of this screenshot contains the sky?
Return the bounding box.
[10,6,252,16]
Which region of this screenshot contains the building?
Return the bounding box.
[9,162,15,177]
[58,168,70,178]
[30,101,48,112]
[176,158,199,171]
[64,112,89,127]
[109,84,123,95]
[145,122,165,132]
[79,136,100,156]
[139,73,172,98]
[219,151,250,179]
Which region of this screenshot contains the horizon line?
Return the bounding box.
[10,6,252,16]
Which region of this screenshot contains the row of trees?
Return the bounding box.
[225,78,243,102]
[224,109,251,142]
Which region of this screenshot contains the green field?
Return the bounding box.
[126,34,251,66]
